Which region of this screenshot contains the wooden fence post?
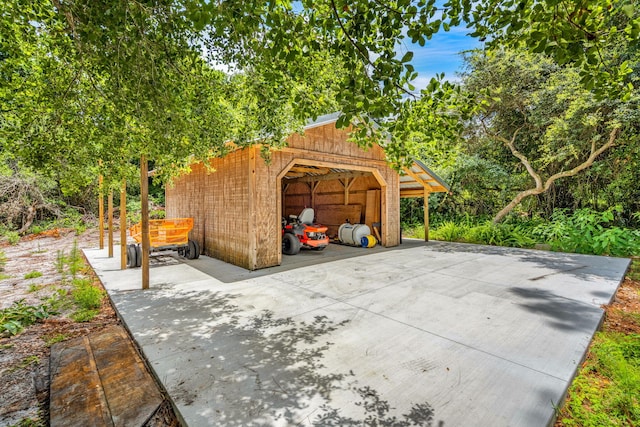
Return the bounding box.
[141,155,150,290]
[108,190,113,257]
[98,174,104,249]
[120,180,127,270]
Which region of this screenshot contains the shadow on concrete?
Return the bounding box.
[177,239,426,284]
[509,287,600,332]
[112,285,438,426]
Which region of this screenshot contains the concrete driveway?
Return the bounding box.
[84,240,629,427]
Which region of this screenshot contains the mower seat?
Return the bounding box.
[298,208,315,225]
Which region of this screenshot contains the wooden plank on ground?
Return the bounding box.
[50,325,163,427]
[90,326,163,427]
[50,336,113,427]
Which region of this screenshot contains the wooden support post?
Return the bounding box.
[108,191,113,257]
[120,180,127,270]
[282,184,289,216]
[341,177,356,206]
[310,181,319,210]
[343,178,350,205]
[247,147,257,270]
[98,174,104,249]
[424,188,430,242]
[140,155,150,290]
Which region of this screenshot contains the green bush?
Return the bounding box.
[4,231,20,245]
[71,277,103,310]
[532,207,640,256]
[431,221,469,242]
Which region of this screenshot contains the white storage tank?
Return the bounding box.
[338,223,371,246]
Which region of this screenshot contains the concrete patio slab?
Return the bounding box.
[84,240,630,427]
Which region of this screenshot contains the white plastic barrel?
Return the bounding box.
[338,223,371,246]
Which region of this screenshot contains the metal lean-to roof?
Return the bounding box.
[399,158,450,198]
[300,113,450,197]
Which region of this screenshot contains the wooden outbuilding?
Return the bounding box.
[166,113,449,270]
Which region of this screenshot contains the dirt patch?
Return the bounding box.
[0,229,180,426]
[603,275,640,334]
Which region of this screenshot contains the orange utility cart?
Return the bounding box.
[126,218,199,268]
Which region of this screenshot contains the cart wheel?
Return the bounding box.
[186,239,200,260]
[282,233,300,255]
[135,244,142,267]
[126,244,137,268]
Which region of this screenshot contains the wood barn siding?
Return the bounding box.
[166,122,400,270]
[167,149,254,269]
[254,124,400,268]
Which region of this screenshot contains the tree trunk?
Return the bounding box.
[17,205,37,235]
[491,127,620,224]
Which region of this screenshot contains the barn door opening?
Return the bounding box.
[276,159,387,263]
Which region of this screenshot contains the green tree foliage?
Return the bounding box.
[454,48,639,223]
[2,0,639,194]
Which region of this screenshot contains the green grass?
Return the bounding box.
[67,240,84,278]
[71,309,99,322]
[628,259,640,281]
[44,333,69,346]
[560,333,640,426]
[559,257,640,426]
[0,273,10,280]
[23,271,42,280]
[27,284,44,293]
[7,355,40,374]
[4,231,20,245]
[9,416,46,427]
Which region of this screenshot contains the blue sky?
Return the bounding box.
[403,25,482,91]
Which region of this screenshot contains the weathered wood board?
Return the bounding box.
[50,325,163,427]
[364,189,381,229]
[315,204,362,237]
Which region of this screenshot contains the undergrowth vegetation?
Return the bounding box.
[0,300,58,337]
[405,207,640,257]
[0,241,105,337]
[560,332,640,426]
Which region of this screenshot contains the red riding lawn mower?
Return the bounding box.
[282,208,329,255]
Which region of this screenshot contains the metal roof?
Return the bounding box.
[304,112,342,130]
[399,158,450,197]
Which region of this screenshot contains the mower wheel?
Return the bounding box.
[126,244,138,268]
[186,239,200,259]
[282,233,300,255]
[135,244,142,267]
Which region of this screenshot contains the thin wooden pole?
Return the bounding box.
[140,155,150,290]
[108,190,114,257]
[424,188,430,242]
[120,180,127,270]
[343,178,350,205]
[98,174,104,249]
